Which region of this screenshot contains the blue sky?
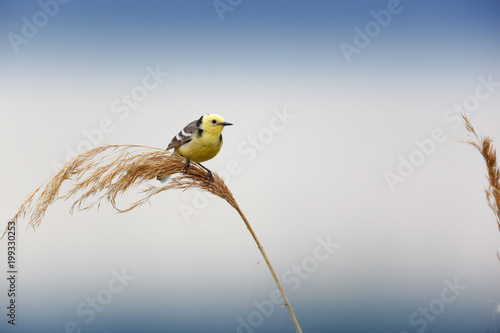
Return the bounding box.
[1,1,500,333]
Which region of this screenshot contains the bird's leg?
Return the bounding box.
[198,163,214,185]
[158,155,190,181]
[183,156,191,173]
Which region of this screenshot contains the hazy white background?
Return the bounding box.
[1,1,500,332]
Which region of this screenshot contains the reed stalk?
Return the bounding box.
[1,144,302,332]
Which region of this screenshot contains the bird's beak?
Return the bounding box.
[220,122,233,126]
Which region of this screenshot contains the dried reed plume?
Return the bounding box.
[462,114,500,259]
[2,144,302,333]
[462,115,500,228]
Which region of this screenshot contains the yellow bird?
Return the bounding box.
[157,114,232,182]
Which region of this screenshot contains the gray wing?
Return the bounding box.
[166,119,199,150]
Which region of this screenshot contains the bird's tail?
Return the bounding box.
[156,174,171,183]
[156,148,174,183]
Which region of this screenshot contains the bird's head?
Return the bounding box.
[198,114,233,135]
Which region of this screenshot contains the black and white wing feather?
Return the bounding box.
[158,117,202,182]
[166,119,199,150]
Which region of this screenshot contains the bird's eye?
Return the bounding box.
[212,119,217,124]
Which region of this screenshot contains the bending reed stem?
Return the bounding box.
[1,144,303,331]
[233,204,303,333]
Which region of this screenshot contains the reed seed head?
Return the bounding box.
[2,145,238,238]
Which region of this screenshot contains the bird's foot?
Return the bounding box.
[183,157,191,173]
[206,170,213,186]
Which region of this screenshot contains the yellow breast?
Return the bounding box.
[175,134,222,163]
